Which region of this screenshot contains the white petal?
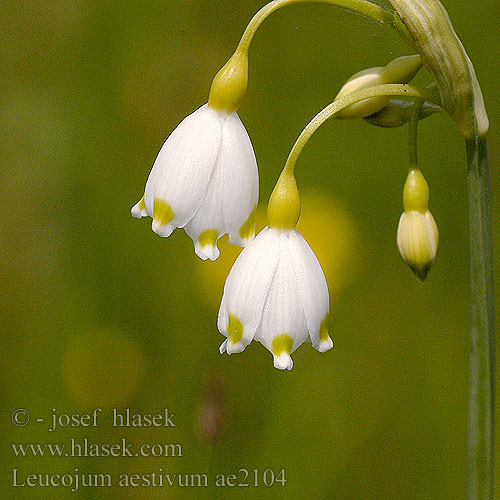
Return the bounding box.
[151,218,175,238]
[288,230,332,352]
[184,139,225,260]
[219,339,228,354]
[315,332,334,353]
[273,352,294,370]
[183,112,258,258]
[131,198,147,218]
[219,113,259,246]
[193,239,220,261]
[185,112,258,258]
[143,104,223,232]
[254,233,309,368]
[217,227,282,354]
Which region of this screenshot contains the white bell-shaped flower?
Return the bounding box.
[131,103,258,260]
[218,226,333,370]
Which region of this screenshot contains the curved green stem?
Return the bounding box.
[236,0,394,54]
[408,98,424,167]
[284,83,440,175]
[466,136,495,500]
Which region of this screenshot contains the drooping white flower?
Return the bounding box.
[217,226,333,370]
[131,103,258,260]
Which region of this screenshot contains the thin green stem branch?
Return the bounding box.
[466,136,495,500]
[408,98,424,167]
[283,83,440,175]
[236,0,394,54]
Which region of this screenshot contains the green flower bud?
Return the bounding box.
[397,210,439,281]
[365,98,442,128]
[335,55,422,119]
[397,169,439,281]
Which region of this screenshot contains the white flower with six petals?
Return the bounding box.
[131,103,258,260]
[218,226,333,370]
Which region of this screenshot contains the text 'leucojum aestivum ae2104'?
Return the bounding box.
[131,0,490,373]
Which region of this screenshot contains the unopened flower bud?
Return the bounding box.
[381,54,422,83]
[397,169,439,281]
[364,98,441,128]
[335,54,422,119]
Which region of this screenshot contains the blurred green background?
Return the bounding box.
[1,0,499,498]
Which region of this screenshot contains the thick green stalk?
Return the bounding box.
[466,136,495,500]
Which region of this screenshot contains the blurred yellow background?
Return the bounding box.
[1,0,499,498]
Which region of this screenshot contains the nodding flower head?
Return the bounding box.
[131,103,258,261]
[218,225,333,370]
[132,50,256,260]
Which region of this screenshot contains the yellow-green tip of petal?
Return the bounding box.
[153,198,175,226]
[319,314,329,342]
[199,229,219,248]
[208,50,248,114]
[272,334,294,356]
[267,170,301,230]
[239,205,257,241]
[403,168,429,213]
[227,314,243,345]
